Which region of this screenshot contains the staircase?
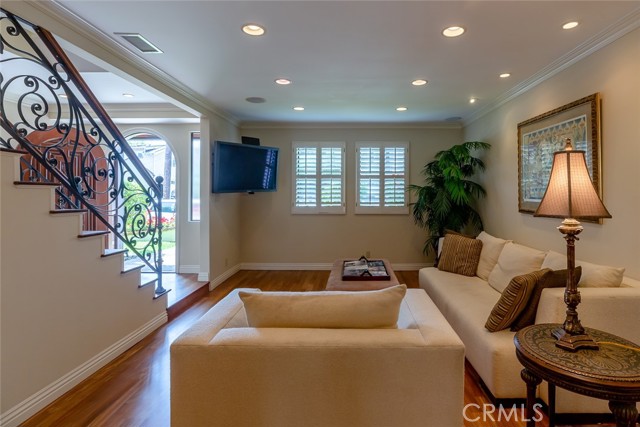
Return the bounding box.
[0,8,166,297]
[0,9,173,427]
[0,149,168,427]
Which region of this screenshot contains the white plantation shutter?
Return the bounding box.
[356,142,409,214]
[292,142,345,214]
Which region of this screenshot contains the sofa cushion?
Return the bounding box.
[541,250,625,288]
[487,243,546,293]
[485,269,551,332]
[239,284,406,329]
[510,267,582,331]
[419,267,526,398]
[476,232,511,281]
[437,234,483,277]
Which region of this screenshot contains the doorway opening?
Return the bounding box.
[125,132,177,273]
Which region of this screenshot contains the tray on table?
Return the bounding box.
[341,257,391,281]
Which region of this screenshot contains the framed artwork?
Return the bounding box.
[517,93,602,217]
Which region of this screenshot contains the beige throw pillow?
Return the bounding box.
[541,250,625,288]
[437,234,483,277]
[239,284,407,329]
[485,269,551,332]
[476,232,511,281]
[487,243,546,293]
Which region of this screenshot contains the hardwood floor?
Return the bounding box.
[21,270,613,427]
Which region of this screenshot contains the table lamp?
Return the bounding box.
[534,138,611,351]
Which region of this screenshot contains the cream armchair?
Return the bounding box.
[170,288,465,427]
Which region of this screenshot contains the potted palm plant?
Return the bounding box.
[408,141,491,255]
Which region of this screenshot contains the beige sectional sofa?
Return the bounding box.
[171,287,465,427]
[419,231,640,414]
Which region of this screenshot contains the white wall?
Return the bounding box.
[464,28,640,279]
[0,152,167,426]
[205,117,242,284]
[236,125,463,266]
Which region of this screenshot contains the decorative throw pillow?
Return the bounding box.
[487,243,546,293]
[437,234,483,277]
[239,284,406,329]
[475,232,511,281]
[510,267,582,331]
[435,230,474,267]
[541,250,625,288]
[485,269,551,332]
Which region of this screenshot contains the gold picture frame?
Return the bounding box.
[518,93,602,219]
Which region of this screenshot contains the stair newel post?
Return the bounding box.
[154,175,165,295]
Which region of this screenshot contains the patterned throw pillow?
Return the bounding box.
[485,269,551,332]
[437,234,483,277]
[510,267,582,331]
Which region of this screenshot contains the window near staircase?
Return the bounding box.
[292,142,345,214]
[190,132,200,222]
[356,142,409,214]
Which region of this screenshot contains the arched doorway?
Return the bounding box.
[125,131,177,273]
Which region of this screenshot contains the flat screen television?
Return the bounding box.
[211,141,279,193]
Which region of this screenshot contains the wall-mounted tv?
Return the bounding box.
[211,141,279,193]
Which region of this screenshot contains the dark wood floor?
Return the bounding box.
[21,270,615,427]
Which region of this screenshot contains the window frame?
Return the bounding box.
[291,141,346,215]
[355,141,409,215]
[189,131,200,222]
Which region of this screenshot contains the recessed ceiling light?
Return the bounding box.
[469,98,477,104]
[246,97,266,103]
[275,78,291,85]
[412,79,428,86]
[293,106,305,111]
[562,21,579,30]
[396,107,408,112]
[442,26,465,37]
[122,93,135,98]
[499,73,511,78]
[242,24,265,36]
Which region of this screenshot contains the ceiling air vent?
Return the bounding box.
[115,33,163,54]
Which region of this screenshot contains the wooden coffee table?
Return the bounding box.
[326,259,400,291]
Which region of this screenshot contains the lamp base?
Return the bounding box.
[553,327,600,351]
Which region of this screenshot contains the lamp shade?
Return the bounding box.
[534,140,611,220]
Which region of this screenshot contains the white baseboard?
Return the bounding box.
[209,264,240,290]
[197,272,209,282]
[239,262,429,271]
[240,262,333,270]
[177,265,200,274]
[0,312,167,427]
[393,263,431,270]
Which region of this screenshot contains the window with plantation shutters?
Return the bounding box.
[356,142,409,214]
[292,142,345,214]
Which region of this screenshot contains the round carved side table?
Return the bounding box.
[514,323,640,427]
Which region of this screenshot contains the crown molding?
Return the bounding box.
[465,7,640,126]
[5,0,239,127]
[240,121,463,130]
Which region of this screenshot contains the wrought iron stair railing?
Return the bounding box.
[0,9,166,296]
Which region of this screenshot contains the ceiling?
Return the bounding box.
[20,1,640,124]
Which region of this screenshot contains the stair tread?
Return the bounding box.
[51,209,88,214]
[0,148,28,155]
[140,273,158,288]
[153,288,171,299]
[102,248,128,257]
[78,230,110,238]
[122,264,145,274]
[14,181,60,187]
